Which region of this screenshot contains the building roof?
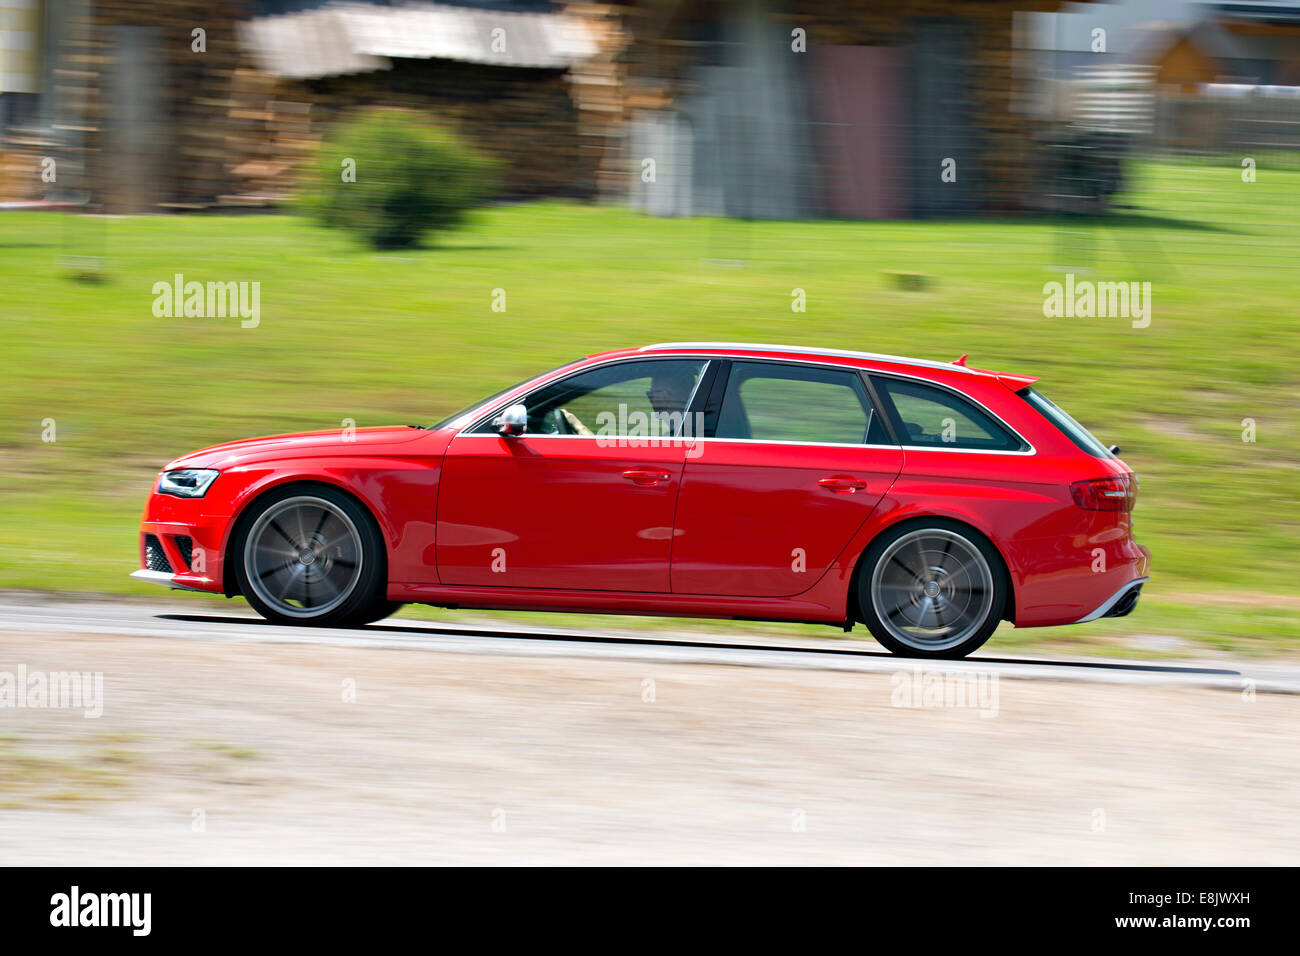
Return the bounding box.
[1134,17,1261,65]
[241,1,599,79]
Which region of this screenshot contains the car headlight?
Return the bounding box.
[158,469,220,498]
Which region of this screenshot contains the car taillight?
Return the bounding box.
[1070,474,1136,512]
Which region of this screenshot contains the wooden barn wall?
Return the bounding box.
[50,2,594,209]
[79,1,251,211]
[812,46,904,220]
[618,0,1062,216]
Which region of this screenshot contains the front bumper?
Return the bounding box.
[135,485,229,594]
[129,568,214,593]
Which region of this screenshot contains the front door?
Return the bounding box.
[436,358,709,591]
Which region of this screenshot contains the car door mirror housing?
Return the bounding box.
[493,403,528,437]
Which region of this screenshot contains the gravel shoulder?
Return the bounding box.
[1,627,1296,865]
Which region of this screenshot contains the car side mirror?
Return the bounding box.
[493,403,528,437]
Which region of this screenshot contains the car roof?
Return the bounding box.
[586,342,1039,391]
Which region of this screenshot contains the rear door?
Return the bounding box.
[670,360,903,596]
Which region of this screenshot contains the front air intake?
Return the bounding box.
[143,534,172,574]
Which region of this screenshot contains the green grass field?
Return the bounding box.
[2,158,1297,654]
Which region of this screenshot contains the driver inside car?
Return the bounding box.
[557,367,696,437]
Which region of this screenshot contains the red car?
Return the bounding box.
[133,343,1149,658]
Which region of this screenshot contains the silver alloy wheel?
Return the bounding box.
[869,528,995,652]
[243,495,364,619]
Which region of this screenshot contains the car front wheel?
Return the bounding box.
[858,521,1006,659]
[235,485,389,626]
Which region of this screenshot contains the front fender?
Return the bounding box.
[215,456,442,592]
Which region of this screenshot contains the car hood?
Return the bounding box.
[165,426,431,470]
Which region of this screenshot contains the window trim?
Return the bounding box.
[431,357,586,431]
[461,356,715,440]
[710,358,885,448]
[456,353,1036,456]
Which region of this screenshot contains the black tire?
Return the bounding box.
[856,519,1006,659]
[233,483,389,627]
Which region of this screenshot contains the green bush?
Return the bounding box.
[303,109,498,248]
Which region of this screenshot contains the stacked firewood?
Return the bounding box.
[285,59,592,201]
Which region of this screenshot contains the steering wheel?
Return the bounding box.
[540,408,569,435]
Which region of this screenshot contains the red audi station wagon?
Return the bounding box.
[134,343,1149,658]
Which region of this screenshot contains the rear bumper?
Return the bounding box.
[1011,535,1150,627]
[1074,576,1147,623]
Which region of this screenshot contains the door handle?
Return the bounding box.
[622,469,672,486]
[818,476,868,494]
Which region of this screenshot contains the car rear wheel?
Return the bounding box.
[858,522,1005,659]
[235,485,389,626]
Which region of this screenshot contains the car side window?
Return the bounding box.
[474,359,707,438]
[715,362,887,445]
[872,376,1025,451]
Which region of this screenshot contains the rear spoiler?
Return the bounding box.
[953,354,1039,391]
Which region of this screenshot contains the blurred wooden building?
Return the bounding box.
[0,0,615,210]
[609,0,1078,220]
[24,1,1292,218]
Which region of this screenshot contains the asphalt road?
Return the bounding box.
[3,594,1298,864]
[2,595,1296,694]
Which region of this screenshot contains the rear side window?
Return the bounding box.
[872,376,1026,452]
[716,361,889,445]
[1020,387,1114,458]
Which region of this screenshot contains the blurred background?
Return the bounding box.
[2,0,1298,655]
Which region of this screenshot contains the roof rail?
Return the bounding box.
[636,342,977,374]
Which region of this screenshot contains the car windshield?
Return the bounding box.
[1020,387,1114,458]
[427,358,584,430]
